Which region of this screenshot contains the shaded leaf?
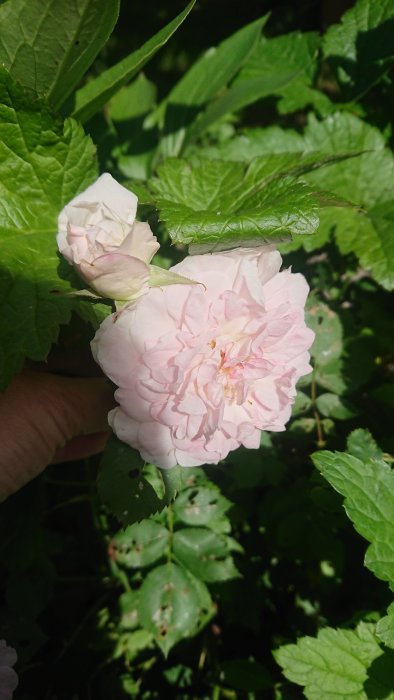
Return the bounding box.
[72,1,196,122]
[312,443,394,590]
[323,0,394,100]
[173,486,232,533]
[98,437,164,525]
[152,16,268,157]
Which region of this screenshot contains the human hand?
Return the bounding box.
[0,370,114,501]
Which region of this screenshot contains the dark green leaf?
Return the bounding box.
[220,659,272,692]
[316,393,357,420]
[98,437,165,525]
[71,0,196,123]
[323,0,394,100]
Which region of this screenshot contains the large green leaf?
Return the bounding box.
[0,69,97,388]
[138,562,212,655]
[152,156,321,249]
[71,1,196,123]
[312,438,394,591]
[323,0,394,100]
[0,0,119,110]
[275,622,394,700]
[152,16,268,157]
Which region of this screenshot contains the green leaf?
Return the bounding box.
[292,391,312,416]
[323,0,394,100]
[316,393,357,420]
[118,591,140,630]
[0,0,119,110]
[0,69,97,388]
[312,447,394,590]
[71,1,196,123]
[109,74,158,181]
[98,437,164,525]
[173,528,240,583]
[235,31,332,116]
[274,622,392,700]
[138,562,206,655]
[111,521,169,568]
[376,606,394,650]
[152,157,319,249]
[347,429,384,462]
[151,15,268,157]
[199,126,305,162]
[173,486,232,533]
[306,300,343,367]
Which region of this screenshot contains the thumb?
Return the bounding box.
[0,370,115,501]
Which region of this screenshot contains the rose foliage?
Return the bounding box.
[1,0,394,698]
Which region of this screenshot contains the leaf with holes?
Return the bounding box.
[173,528,241,583]
[0,0,119,110]
[98,437,165,525]
[112,521,169,569]
[138,562,203,655]
[173,486,232,533]
[0,68,97,388]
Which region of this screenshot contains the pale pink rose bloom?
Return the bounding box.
[57,173,159,300]
[92,247,314,468]
[0,640,18,700]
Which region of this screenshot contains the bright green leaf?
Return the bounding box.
[0,0,119,110]
[173,528,240,583]
[71,0,196,123]
[275,622,392,700]
[152,157,320,249]
[0,69,97,388]
[112,521,169,568]
[312,446,394,590]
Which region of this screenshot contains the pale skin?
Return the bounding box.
[0,369,115,501]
